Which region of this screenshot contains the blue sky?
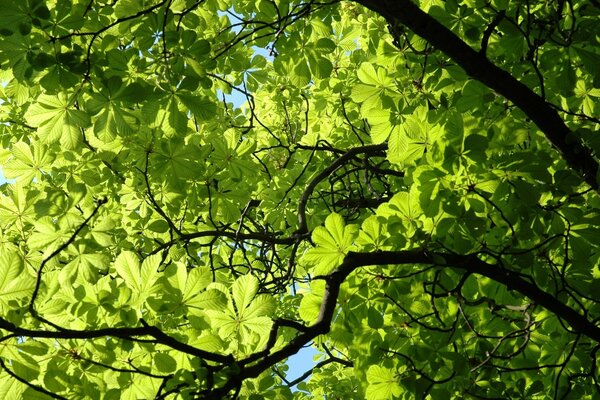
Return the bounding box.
[286,345,319,389]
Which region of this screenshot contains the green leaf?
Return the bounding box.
[366,365,402,400]
[154,352,177,373]
[27,217,68,253]
[0,250,33,311]
[140,253,161,296]
[177,92,217,120]
[299,281,325,324]
[351,83,381,103]
[3,142,53,184]
[114,251,142,293]
[314,38,336,53]
[191,288,228,311]
[182,267,213,307]
[24,93,90,149]
[232,274,259,313]
[0,1,598,398]
[0,374,26,399]
[357,63,386,86]
[291,60,311,86]
[367,307,384,329]
[303,213,358,275]
[204,275,275,348]
[357,216,391,250]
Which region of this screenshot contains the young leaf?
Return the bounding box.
[303,213,358,275]
[366,365,402,400]
[115,251,142,293]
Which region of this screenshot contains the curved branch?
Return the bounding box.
[296,143,387,233]
[346,250,600,342]
[352,0,599,191]
[196,247,600,397]
[0,357,67,400]
[0,318,233,364]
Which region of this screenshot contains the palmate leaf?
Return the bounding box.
[351,83,382,103]
[365,365,402,400]
[114,251,160,302]
[388,109,433,167]
[232,274,259,313]
[190,331,225,354]
[388,191,422,221]
[0,0,598,398]
[292,60,311,87]
[93,104,137,142]
[27,216,69,254]
[86,85,138,142]
[205,275,275,347]
[0,250,34,312]
[114,251,142,292]
[232,275,276,323]
[356,62,393,87]
[3,141,53,184]
[121,375,160,400]
[351,62,396,112]
[241,293,276,322]
[239,315,273,338]
[191,289,228,311]
[0,250,21,290]
[182,267,214,307]
[139,254,161,296]
[159,262,225,314]
[205,309,238,339]
[303,213,358,275]
[306,52,333,80]
[0,183,38,227]
[273,55,311,87]
[364,107,393,143]
[59,247,109,284]
[152,138,208,180]
[177,91,217,120]
[356,215,393,251]
[24,93,90,149]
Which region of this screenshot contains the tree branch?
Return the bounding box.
[345,250,600,342]
[296,143,387,234]
[0,318,233,364]
[201,248,600,397]
[0,357,67,399]
[352,0,599,191]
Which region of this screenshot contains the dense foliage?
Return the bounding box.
[0,0,599,398]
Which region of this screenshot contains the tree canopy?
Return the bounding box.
[0,0,599,398]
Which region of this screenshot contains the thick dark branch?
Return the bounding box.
[200,248,600,397]
[334,196,391,209]
[0,318,233,364]
[178,229,295,246]
[352,0,599,191]
[346,251,600,343]
[201,254,359,397]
